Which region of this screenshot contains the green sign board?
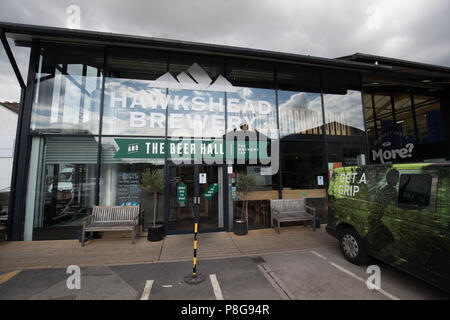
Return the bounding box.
[113,138,270,161]
[177,182,187,203]
[202,183,219,200]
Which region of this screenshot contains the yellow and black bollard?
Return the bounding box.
[184,222,205,284]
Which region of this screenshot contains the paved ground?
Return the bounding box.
[0,226,336,270]
[1,246,448,300]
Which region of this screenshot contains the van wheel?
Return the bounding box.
[338,228,370,265]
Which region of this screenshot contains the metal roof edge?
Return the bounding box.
[337,52,450,74]
[0,21,391,72]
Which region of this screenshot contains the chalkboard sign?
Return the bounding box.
[117,172,140,206]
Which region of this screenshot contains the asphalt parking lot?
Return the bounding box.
[0,246,448,300]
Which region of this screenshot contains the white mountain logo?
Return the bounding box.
[147,63,237,93]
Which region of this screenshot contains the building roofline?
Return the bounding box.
[337,53,450,74]
[0,102,19,114]
[0,21,392,73]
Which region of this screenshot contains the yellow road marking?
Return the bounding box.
[0,270,21,285]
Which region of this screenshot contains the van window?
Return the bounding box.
[398,174,432,208]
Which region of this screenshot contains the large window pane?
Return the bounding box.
[281,141,325,190]
[106,47,167,81]
[167,88,225,138]
[414,95,444,143]
[227,58,274,89]
[373,93,393,118]
[99,138,165,231]
[166,54,226,138]
[232,164,279,230]
[278,91,323,138]
[226,58,278,232]
[31,43,103,135]
[277,63,320,92]
[102,79,167,136]
[226,87,277,138]
[102,49,168,136]
[25,137,98,240]
[323,90,365,136]
[328,138,367,166]
[280,141,327,224]
[363,93,374,122]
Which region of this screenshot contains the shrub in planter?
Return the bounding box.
[234,173,256,235]
[141,169,165,241]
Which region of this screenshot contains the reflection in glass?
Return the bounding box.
[232,164,278,230]
[327,140,367,166]
[414,96,444,143]
[278,91,322,138]
[102,78,167,136]
[31,45,103,134]
[26,137,98,240]
[373,93,393,117]
[167,89,225,138]
[100,138,165,231]
[280,141,325,189]
[323,90,365,136]
[363,93,374,122]
[226,87,277,139]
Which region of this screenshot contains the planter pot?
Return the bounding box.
[78,231,90,243]
[148,224,164,241]
[233,219,248,235]
[315,218,321,228]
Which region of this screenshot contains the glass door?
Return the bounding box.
[166,164,223,234]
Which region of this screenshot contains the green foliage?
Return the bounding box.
[235,173,256,223]
[140,168,164,226]
[140,168,164,194]
[235,173,256,197]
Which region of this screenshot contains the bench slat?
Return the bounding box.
[82,205,140,246]
[270,199,316,234]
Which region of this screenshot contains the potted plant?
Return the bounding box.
[140,168,165,241]
[234,173,256,235]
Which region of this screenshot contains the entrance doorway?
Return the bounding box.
[166,164,224,234]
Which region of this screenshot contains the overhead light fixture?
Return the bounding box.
[422,80,432,83]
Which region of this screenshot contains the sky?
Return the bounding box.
[0,0,449,103]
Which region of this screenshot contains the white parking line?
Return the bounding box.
[311,250,400,300]
[330,262,400,300]
[310,250,328,261]
[140,280,154,300]
[209,274,224,300]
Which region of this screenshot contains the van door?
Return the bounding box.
[383,169,444,282]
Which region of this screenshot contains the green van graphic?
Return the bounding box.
[326,163,450,292]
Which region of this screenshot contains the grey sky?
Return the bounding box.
[0,0,449,102]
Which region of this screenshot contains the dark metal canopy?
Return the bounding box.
[338,53,450,93]
[0,21,390,73]
[1,21,449,94]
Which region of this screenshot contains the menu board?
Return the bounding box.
[116,172,140,206]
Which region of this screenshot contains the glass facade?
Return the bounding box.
[31,44,103,135]
[365,90,447,164]
[21,40,448,241]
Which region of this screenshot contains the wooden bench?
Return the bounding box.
[270,199,316,234]
[81,206,139,246]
